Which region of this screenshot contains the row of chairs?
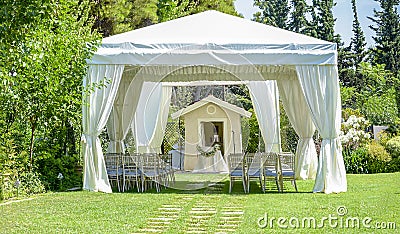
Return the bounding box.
[227,152,297,193]
[104,153,175,192]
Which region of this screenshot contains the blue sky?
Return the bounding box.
[234,0,384,47]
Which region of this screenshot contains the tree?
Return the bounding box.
[357,63,399,125]
[254,0,289,29]
[157,0,238,23]
[314,0,340,43]
[90,0,134,37]
[305,0,319,38]
[0,0,100,170]
[368,0,400,116]
[349,0,367,67]
[288,0,309,34]
[339,0,367,90]
[368,0,400,75]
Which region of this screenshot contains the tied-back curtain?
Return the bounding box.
[82,64,124,193]
[148,85,172,153]
[106,71,143,154]
[296,65,347,194]
[277,79,318,180]
[106,107,124,153]
[247,80,281,153]
[133,82,171,153]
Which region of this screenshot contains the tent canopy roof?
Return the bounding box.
[91,11,337,65]
[103,10,330,45]
[171,95,252,119]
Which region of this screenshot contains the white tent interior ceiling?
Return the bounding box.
[82,10,347,194]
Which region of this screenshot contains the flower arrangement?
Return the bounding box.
[340,115,371,150]
[197,144,220,157]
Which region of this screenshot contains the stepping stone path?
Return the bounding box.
[136,195,194,233]
[134,194,244,233]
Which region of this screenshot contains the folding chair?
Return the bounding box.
[140,153,162,192]
[262,152,281,192]
[278,152,298,192]
[104,153,122,192]
[227,153,247,193]
[245,152,264,193]
[121,153,141,192]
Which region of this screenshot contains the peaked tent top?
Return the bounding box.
[103,10,330,46]
[91,10,337,65]
[171,95,252,119]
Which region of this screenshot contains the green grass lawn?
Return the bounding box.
[1,173,399,233]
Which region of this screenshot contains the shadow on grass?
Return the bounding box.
[117,180,312,195]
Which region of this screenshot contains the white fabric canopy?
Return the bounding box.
[91,11,336,65]
[296,65,346,193]
[82,65,124,193]
[83,10,346,194]
[133,83,172,153]
[247,81,281,153]
[277,79,318,180]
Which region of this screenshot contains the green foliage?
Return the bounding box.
[385,136,400,159]
[357,63,399,125]
[0,0,99,198]
[360,90,398,125]
[280,103,298,153]
[288,0,309,34]
[340,86,357,109]
[245,109,263,153]
[368,141,391,162]
[254,0,289,29]
[313,0,341,43]
[368,0,400,76]
[36,152,82,191]
[349,0,367,66]
[18,172,46,196]
[157,0,238,23]
[368,0,400,115]
[344,140,399,174]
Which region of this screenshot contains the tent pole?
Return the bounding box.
[134,114,139,153]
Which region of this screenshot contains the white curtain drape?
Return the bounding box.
[106,71,143,154]
[148,85,172,153]
[296,65,347,194]
[247,80,281,153]
[133,83,172,153]
[277,79,318,180]
[82,65,124,193]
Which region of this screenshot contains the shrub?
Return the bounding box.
[343,147,369,174]
[340,115,370,150]
[368,141,391,162]
[360,90,399,126]
[35,152,82,191]
[344,142,394,174]
[387,158,400,172]
[18,172,46,195]
[385,136,400,159]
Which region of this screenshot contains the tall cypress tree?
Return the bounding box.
[315,0,340,43]
[349,0,367,67]
[288,0,309,34]
[305,0,319,38]
[254,0,289,29]
[338,0,367,92]
[368,0,400,76]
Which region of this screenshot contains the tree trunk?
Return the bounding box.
[29,119,36,172]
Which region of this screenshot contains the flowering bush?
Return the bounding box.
[340,115,371,150]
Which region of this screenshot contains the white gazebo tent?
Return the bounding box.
[82,10,346,194]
